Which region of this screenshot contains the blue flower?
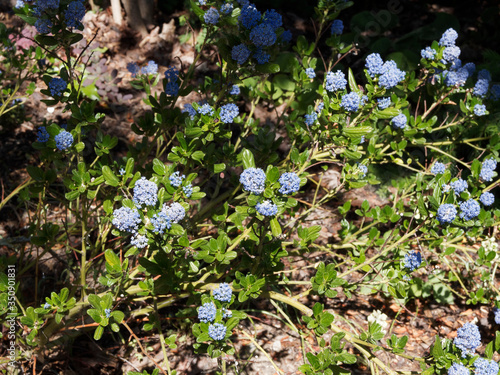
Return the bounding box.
[482,158,497,171]
[447,363,470,375]
[220,2,233,15]
[208,323,227,341]
[36,126,49,143]
[256,200,278,216]
[55,130,73,150]
[437,203,457,224]
[340,92,361,112]
[391,113,407,129]
[358,164,368,178]
[454,323,481,357]
[439,28,458,47]
[150,211,171,234]
[459,199,480,221]
[219,103,239,123]
[250,23,277,47]
[377,97,391,110]
[229,85,240,95]
[169,171,185,187]
[112,207,141,233]
[280,30,292,43]
[474,357,499,375]
[141,61,158,75]
[263,9,282,30]
[35,18,53,33]
[253,49,270,64]
[119,168,125,175]
[133,177,158,207]
[104,308,111,318]
[479,168,494,182]
[213,283,232,302]
[479,192,494,206]
[379,60,405,88]
[451,178,468,195]
[330,19,343,35]
[182,103,197,120]
[421,47,436,60]
[131,234,148,248]
[43,302,51,309]
[474,104,486,116]
[240,168,266,194]
[305,68,316,79]
[444,68,469,87]
[278,172,300,194]
[198,103,214,116]
[48,77,67,97]
[494,308,500,325]
[198,302,216,323]
[316,101,324,112]
[222,308,232,318]
[183,183,193,198]
[365,53,385,77]
[431,162,446,175]
[198,0,206,4]
[474,77,490,98]
[403,251,422,271]
[163,202,185,223]
[239,3,261,29]
[64,1,85,28]
[304,112,318,126]
[165,81,179,96]
[164,66,179,81]
[325,70,347,92]
[204,7,220,24]
[127,62,139,77]
[232,44,251,65]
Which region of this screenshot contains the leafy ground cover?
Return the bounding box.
[1,1,500,374]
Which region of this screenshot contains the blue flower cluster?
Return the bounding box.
[325,70,347,92]
[240,167,266,194]
[104,308,111,318]
[479,158,497,182]
[474,358,499,375]
[250,23,276,47]
[437,203,457,224]
[198,103,214,116]
[256,200,278,216]
[453,322,481,357]
[208,323,227,341]
[33,0,59,17]
[253,49,270,64]
[443,61,471,87]
[220,2,233,15]
[183,183,193,198]
[494,308,500,325]
[198,302,216,323]
[219,103,239,123]
[377,97,391,109]
[170,171,185,187]
[451,178,468,195]
[305,68,316,79]
[391,113,407,129]
[442,46,461,63]
[403,251,422,271]
[331,19,343,35]
[64,1,85,28]
[164,65,179,96]
[127,62,139,77]
[130,234,148,249]
[112,206,141,233]
[230,85,240,95]
[474,69,491,98]
[358,164,368,178]
[231,43,251,65]
[474,104,486,116]
[133,177,158,207]
[163,202,185,223]
[55,130,73,150]
[459,199,480,221]
[447,363,469,375]
[341,92,361,112]
[141,60,158,75]
[278,172,300,194]
[213,283,232,302]
[431,161,446,175]
[420,47,436,60]
[182,103,197,120]
[480,192,494,206]
[150,211,171,234]
[304,112,318,126]
[35,18,52,33]
[36,126,49,143]
[222,308,232,318]
[365,53,406,88]
[439,28,458,46]
[204,7,219,24]
[48,77,67,97]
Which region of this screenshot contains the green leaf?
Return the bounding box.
[241,149,255,169]
[348,68,360,93]
[343,126,372,137]
[94,325,104,340]
[102,166,119,187]
[104,249,120,269]
[255,63,280,74]
[270,217,282,236]
[213,163,226,173]
[153,159,167,176]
